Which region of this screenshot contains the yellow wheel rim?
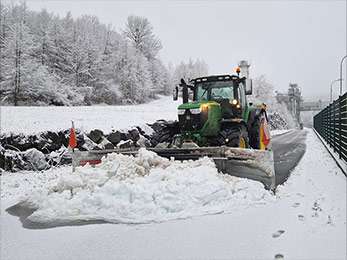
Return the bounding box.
[239,137,246,148]
[260,122,266,150]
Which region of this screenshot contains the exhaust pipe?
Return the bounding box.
[238,60,250,79]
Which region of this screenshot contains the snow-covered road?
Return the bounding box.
[1,96,346,259]
[1,129,346,260]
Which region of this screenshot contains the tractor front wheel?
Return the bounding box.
[221,125,249,148]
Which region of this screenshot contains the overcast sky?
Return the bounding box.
[25,0,347,101]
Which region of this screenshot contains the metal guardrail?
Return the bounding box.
[313,92,347,163]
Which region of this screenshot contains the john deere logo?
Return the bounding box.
[186,115,191,120]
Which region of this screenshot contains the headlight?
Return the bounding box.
[190,108,202,114]
[178,109,186,115]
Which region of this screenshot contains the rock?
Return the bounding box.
[118,140,132,149]
[6,134,34,151]
[137,135,151,148]
[129,128,140,142]
[35,131,62,153]
[60,130,71,147]
[79,134,97,151]
[0,145,5,169]
[33,134,46,151]
[137,125,154,137]
[4,150,27,171]
[104,143,114,150]
[120,132,131,141]
[47,148,72,166]
[149,120,168,131]
[99,137,114,150]
[43,131,62,151]
[76,133,86,150]
[107,131,121,145]
[23,148,48,171]
[88,129,104,144]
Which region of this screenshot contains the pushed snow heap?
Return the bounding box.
[21,148,274,224]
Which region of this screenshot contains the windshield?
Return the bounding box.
[196,81,235,101]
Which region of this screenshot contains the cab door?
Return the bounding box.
[237,82,247,117]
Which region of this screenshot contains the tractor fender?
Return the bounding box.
[247,107,267,131]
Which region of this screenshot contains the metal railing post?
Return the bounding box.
[328,106,331,145]
[339,95,342,159]
[329,104,332,147]
[332,101,336,152]
[340,55,347,95]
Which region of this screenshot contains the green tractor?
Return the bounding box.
[173,61,270,150]
[72,61,276,189]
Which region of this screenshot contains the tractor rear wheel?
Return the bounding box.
[249,113,266,150]
[221,125,249,148]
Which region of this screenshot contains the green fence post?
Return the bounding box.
[330,104,332,147]
[339,95,342,159]
[328,106,330,145]
[333,100,336,152]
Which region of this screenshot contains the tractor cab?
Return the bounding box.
[173,71,252,120]
[191,75,248,119]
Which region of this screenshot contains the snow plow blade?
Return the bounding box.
[72,147,275,190]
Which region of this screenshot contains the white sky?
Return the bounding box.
[25,0,347,101]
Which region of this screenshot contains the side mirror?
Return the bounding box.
[245,79,252,95]
[173,86,178,101]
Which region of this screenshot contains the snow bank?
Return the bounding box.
[19,149,274,224]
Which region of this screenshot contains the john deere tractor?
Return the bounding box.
[71,61,276,190]
[172,60,269,150]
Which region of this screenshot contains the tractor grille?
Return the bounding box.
[178,110,207,131]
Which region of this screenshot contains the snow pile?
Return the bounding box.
[19,149,274,224]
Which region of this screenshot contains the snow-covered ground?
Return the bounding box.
[1,96,346,259]
[0,96,293,136]
[1,129,346,259]
[0,96,179,135]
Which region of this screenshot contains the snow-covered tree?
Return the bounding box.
[0,0,8,85]
[123,14,162,60]
[30,8,54,66]
[0,4,178,105]
[250,75,296,128]
[172,58,209,84]
[1,3,37,105]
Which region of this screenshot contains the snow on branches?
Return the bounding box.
[0,4,173,105]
